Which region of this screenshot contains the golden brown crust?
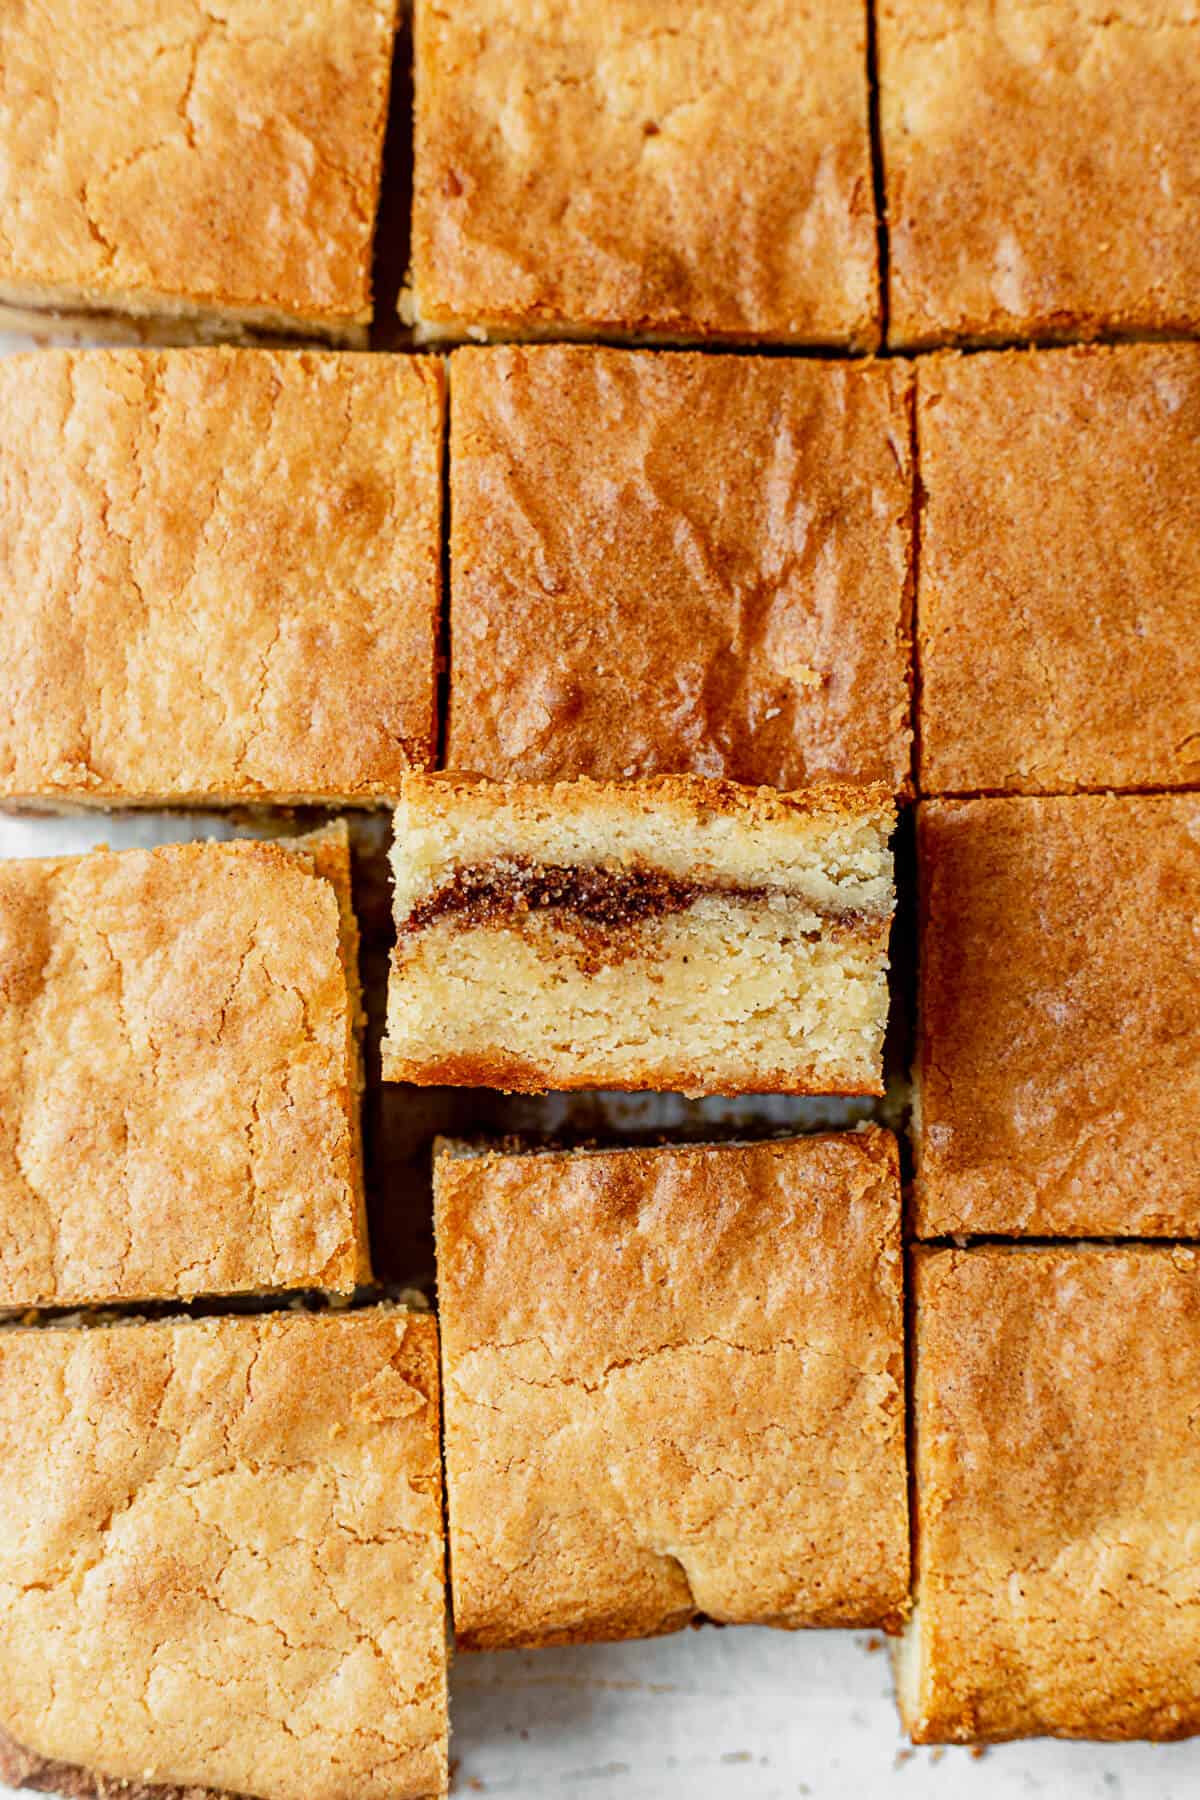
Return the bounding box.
[0,0,398,338]
[880,0,1200,347]
[397,769,896,830]
[0,349,443,807]
[446,347,913,794]
[0,1310,447,1800]
[381,1047,885,1099]
[907,1247,1200,1742]
[380,1049,564,1096]
[435,1130,908,1649]
[0,829,369,1311]
[916,345,1200,795]
[913,793,1200,1236]
[410,0,879,345]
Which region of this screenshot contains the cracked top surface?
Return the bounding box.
[434,1130,908,1648]
[879,0,1200,345]
[914,794,1200,1236]
[411,0,878,345]
[0,1308,448,1800]
[0,349,443,805]
[907,1247,1200,1742]
[916,344,1200,796]
[447,347,914,793]
[0,0,397,334]
[0,827,367,1310]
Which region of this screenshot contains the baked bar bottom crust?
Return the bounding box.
[0,290,367,348]
[407,299,874,350]
[0,1727,224,1800]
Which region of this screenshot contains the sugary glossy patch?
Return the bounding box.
[448,347,912,793]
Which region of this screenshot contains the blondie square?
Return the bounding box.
[0,0,398,342]
[436,1130,907,1649]
[0,825,368,1311]
[914,794,1200,1236]
[448,347,914,794]
[0,1308,447,1798]
[384,773,895,1096]
[0,349,442,808]
[409,0,879,346]
[917,345,1200,796]
[879,0,1200,347]
[900,1248,1200,1742]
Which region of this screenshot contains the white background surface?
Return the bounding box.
[1,326,1197,1800]
[448,1628,1200,1800]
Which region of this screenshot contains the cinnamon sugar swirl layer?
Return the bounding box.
[384,774,894,1096]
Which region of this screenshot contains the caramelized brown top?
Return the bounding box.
[447,347,913,794]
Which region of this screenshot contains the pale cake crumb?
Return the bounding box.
[383,773,896,1097]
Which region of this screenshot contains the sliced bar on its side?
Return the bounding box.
[383,774,895,1095]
